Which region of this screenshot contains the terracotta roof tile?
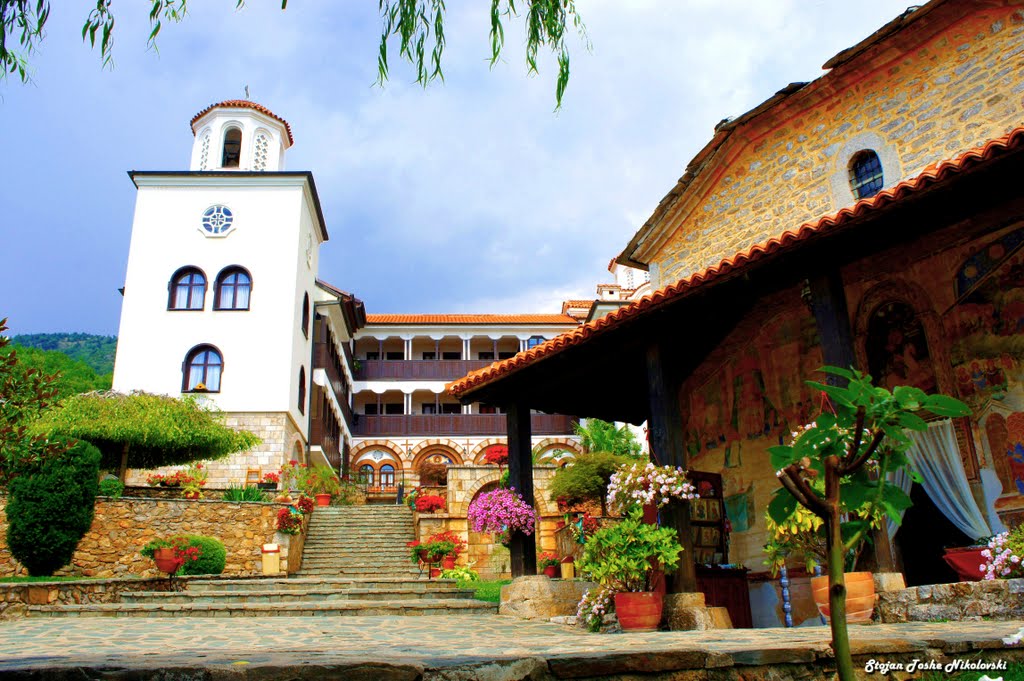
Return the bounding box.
[366,314,579,325]
[190,100,294,145]
[449,126,1024,398]
[562,300,594,308]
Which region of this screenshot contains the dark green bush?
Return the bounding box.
[6,440,101,576]
[547,450,633,515]
[97,478,124,499]
[176,535,226,575]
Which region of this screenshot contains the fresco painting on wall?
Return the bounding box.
[866,301,937,393]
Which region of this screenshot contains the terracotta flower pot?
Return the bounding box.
[152,547,183,575]
[614,591,663,632]
[542,565,558,578]
[429,567,441,578]
[315,493,331,506]
[810,571,876,623]
[442,556,456,570]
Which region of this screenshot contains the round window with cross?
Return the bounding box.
[201,205,235,237]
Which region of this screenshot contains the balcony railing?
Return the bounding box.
[309,416,341,470]
[351,413,577,437]
[314,343,354,429]
[354,359,496,381]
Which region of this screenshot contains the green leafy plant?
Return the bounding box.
[538,552,560,569]
[577,508,681,592]
[427,540,456,561]
[767,366,970,681]
[763,503,825,576]
[97,477,124,499]
[174,535,226,576]
[574,419,644,459]
[223,485,268,502]
[304,465,342,496]
[547,450,633,515]
[443,566,479,581]
[6,440,101,576]
[30,391,260,481]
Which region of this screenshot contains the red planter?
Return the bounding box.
[614,591,663,632]
[315,493,332,507]
[442,556,456,570]
[152,547,183,575]
[943,546,986,582]
[418,549,431,563]
[429,567,441,578]
[642,503,658,525]
[542,565,558,578]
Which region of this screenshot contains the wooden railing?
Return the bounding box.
[351,413,576,437]
[309,416,341,470]
[354,359,496,381]
[314,343,354,429]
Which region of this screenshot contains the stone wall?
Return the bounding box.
[652,3,1024,286]
[125,411,303,489]
[0,496,293,578]
[877,578,1024,623]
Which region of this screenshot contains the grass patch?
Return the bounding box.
[920,660,1023,680]
[458,578,511,603]
[0,575,103,583]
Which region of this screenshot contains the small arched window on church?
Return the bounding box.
[168,267,206,310]
[297,366,306,415]
[301,293,310,338]
[222,127,242,168]
[359,464,375,486]
[380,464,396,489]
[214,266,251,310]
[183,344,223,392]
[848,150,884,200]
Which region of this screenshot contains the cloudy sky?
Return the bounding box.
[1,0,912,336]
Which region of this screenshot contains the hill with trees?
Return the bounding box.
[9,333,117,375]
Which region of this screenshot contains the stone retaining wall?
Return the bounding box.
[0,496,293,579]
[877,578,1024,623]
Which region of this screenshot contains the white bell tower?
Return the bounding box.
[188,100,293,172]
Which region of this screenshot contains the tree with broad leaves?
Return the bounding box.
[574,418,644,460]
[768,366,970,681]
[1,0,585,107]
[30,390,261,483]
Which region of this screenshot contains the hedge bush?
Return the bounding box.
[6,440,101,576]
[175,535,226,575]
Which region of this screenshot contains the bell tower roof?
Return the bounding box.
[190,100,294,145]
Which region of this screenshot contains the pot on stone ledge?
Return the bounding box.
[614,591,663,631]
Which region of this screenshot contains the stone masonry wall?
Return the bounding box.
[125,411,302,489]
[877,578,1024,623]
[653,3,1024,286]
[0,496,289,578]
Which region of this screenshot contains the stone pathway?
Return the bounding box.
[0,616,1021,679]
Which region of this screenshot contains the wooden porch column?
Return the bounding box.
[808,271,897,573]
[506,402,537,577]
[645,341,696,593]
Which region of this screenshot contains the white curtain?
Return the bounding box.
[886,466,913,540]
[903,420,991,541]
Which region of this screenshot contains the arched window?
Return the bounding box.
[298,366,306,415]
[222,127,242,168]
[380,464,395,489]
[168,267,206,310]
[848,150,884,200]
[301,293,310,338]
[183,345,223,392]
[358,464,375,486]
[214,267,251,310]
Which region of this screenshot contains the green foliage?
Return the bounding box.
[175,535,226,576]
[30,391,260,477]
[6,440,101,576]
[577,508,682,592]
[97,478,124,499]
[574,419,643,459]
[377,0,587,108]
[222,485,268,502]
[9,333,117,375]
[0,319,68,486]
[444,566,479,581]
[7,345,111,398]
[547,450,633,513]
[459,578,510,603]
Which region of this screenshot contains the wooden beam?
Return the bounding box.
[807,271,896,573]
[645,341,696,593]
[506,402,536,577]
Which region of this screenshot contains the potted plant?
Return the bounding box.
[259,472,280,491]
[407,540,431,564]
[414,494,446,513]
[577,507,682,631]
[538,552,560,578]
[768,366,969,681]
[607,461,699,522]
[276,506,303,535]
[426,530,466,569]
[979,529,1024,580]
[305,465,342,506]
[467,487,537,546]
[295,494,315,515]
[140,537,202,576]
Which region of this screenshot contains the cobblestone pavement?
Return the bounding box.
[0,616,1021,679]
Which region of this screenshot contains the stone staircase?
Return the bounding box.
[25,505,498,618]
[297,505,422,578]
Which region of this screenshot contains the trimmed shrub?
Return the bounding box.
[175,535,227,575]
[6,440,101,576]
[97,478,124,499]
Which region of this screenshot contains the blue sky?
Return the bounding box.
[1,1,912,336]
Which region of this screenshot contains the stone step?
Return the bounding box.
[122,587,475,604]
[26,599,496,618]
[302,548,412,556]
[185,578,454,592]
[295,570,424,578]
